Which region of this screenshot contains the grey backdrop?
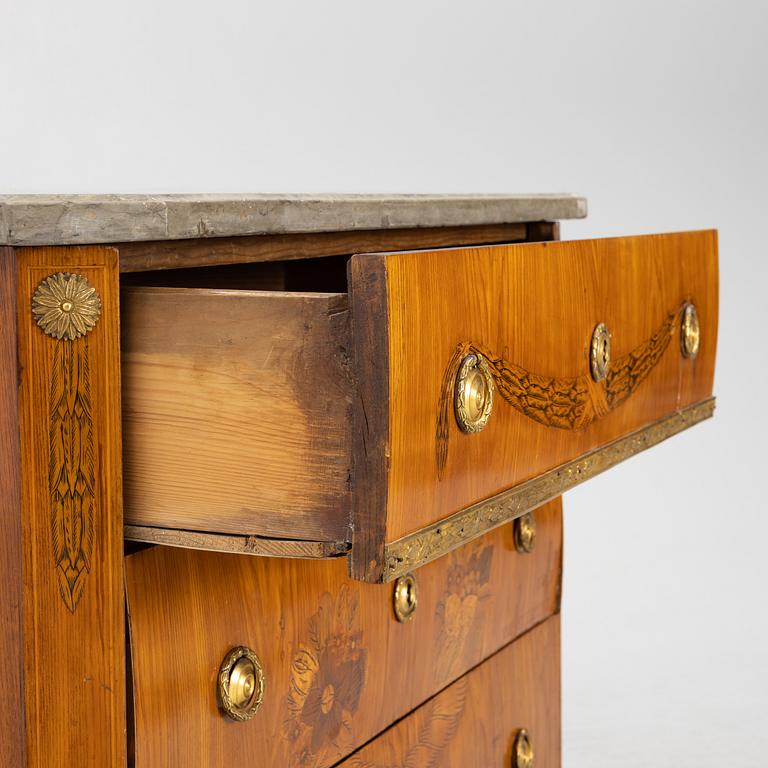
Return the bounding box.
[2,0,766,765]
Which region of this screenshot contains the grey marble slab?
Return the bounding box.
[0,194,587,246]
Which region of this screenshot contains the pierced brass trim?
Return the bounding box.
[393,573,418,622]
[32,272,101,340]
[681,303,700,358]
[455,353,494,433]
[514,512,536,554]
[513,728,534,768]
[218,646,265,722]
[590,322,611,382]
[387,398,715,581]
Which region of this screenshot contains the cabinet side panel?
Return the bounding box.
[0,248,25,766]
[17,247,126,766]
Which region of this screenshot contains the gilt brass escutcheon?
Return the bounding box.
[590,322,611,382]
[680,302,700,358]
[217,646,265,721]
[514,512,536,554]
[513,728,534,768]
[455,353,494,433]
[393,573,418,622]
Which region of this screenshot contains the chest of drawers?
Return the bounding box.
[0,194,718,767]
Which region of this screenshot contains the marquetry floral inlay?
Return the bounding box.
[32,272,101,340]
[434,543,494,683]
[283,586,368,767]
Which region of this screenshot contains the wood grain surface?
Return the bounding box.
[0,247,24,767]
[13,247,126,766]
[124,525,350,558]
[125,499,562,768]
[117,223,528,272]
[348,255,390,579]
[121,287,352,540]
[349,231,718,564]
[341,614,561,768]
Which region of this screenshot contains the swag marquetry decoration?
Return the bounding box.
[436,305,682,477]
[346,678,468,768]
[32,273,102,613]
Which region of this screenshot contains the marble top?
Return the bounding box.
[0,194,587,246]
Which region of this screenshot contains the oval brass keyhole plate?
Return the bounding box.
[514,512,536,554]
[590,323,611,382]
[393,573,418,622]
[680,303,700,358]
[455,353,495,433]
[218,646,265,722]
[513,727,534,768]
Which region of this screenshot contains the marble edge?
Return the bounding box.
[0,193,588,246]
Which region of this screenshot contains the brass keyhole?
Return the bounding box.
[217,646,265,722]
[394,573,418,622]
[513,728,534,768]
[455,354,495,433]
[590,323,611,382]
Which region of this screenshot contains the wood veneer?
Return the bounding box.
[0,247,24,767]
[341,614,561,768]
[349,231,718,578]
[9,247,126,766]
[125,499,562,768]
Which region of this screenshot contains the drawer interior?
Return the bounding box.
[121,255,355,547]
[120,253,350,293]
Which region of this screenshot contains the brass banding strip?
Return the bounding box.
[385,398,715,582]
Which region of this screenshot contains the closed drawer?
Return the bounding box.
[125,499,562,767]
[122,231,717,579]
[339,614,561,768]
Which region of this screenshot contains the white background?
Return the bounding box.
[2,1,766,765]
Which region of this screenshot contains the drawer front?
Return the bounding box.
[126,499,562,767]
[340,614,560,768]
[350,230,717,579]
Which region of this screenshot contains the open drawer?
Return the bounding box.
[122,230,718,580]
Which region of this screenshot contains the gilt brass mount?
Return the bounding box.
[390,398,715,581]
[590,322,611,382]
[514,512,536,554]
[393,573,418,622]
[455,353,494,433]
[217,646,265,722]
[513,728,534,768]
[32,272,101,340]
[680,303,700,358]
